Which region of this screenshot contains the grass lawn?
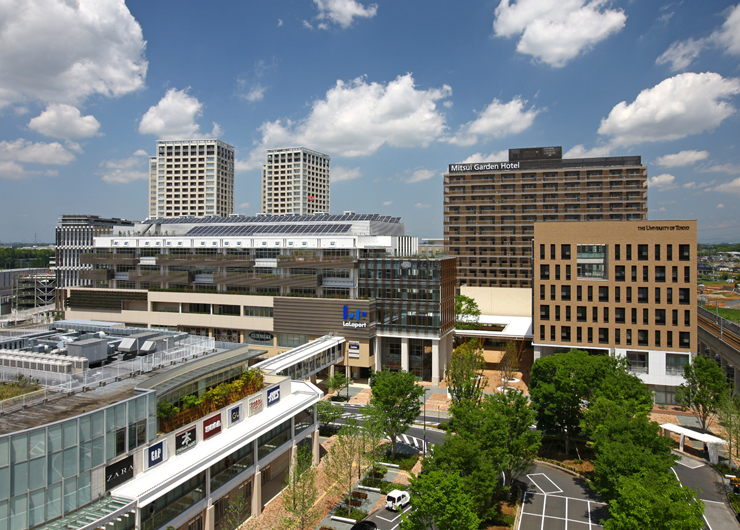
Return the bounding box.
[0,378,41,401]
[704,306,740,323]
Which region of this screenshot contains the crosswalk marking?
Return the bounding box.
[390,434,427,453]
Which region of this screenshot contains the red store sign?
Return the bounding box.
[203,413,222,440]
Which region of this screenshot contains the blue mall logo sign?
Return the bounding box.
[343,305,368,329]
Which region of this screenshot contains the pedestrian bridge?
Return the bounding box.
[255,334,345,380]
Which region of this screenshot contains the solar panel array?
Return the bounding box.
[184,224,353,237]
[145,213,401,225]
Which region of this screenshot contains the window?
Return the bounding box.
[561,244,571,259]
[626,286,632,303]
[627,352,648,373]
[577,286,582,301]
[615,286,621,302]
[539,244,545,260]
[667,331,673,348]
[561,326,571,341]
[672,266,678,283]
[577,245,607,278]
[277,333,308,348]
[631,266,637,282]
[615,307,626,324]
[599,286,609,302]
[598,328,609,344]
[550,326,556,341]
[643,308,649,325]
[603,307,609,323]
[638,330,649,346]
[626,329,632,345]
[655,309,666,325]
[588,286,593,302]
[555,265,560,280]
[615,328,621,344]
[540,305,550,320]
[679,288,690,305]
[540,325,545,341]
[593,307,598,322]
[655,288,661,304]
[655,330,661,347]
[667,244,673,261]
[577,327,582,342]
[561,285,571,301]
[679,332,691,348]
[540,264,550,280]
[673,309,678,326]
[566,306,571,322]
[615,244,621,260]
[588,327,593,343]
[685,310,691,326]
[638,287,648,303]
[555,306,561,321]
[551,245,556,260]
[655,244,661,261]
[667,288,673,304]
[632,308,637,324]
[551,285,556,301]
[638,244,648,260]
[666,354,688,375]
[684,266,691,283]
[615,265,625,281]
[679,245,690,261]
[655,266,666,283]
[566,265,571,281]
[577,306,587,322]
[540,285,545,300]
[626,244,632,260]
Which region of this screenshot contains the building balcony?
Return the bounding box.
[80,253,138,266]
[155,254,255,267]
[128,271,193,283]
[212,272,320,288]
[79,269,113,281]
[276,255,358,269]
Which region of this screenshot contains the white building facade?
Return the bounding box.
[261,148,330,215]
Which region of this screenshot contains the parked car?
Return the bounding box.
[385,489,411,511]
[349,522,377,530]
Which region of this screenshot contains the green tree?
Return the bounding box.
[455,294,481,331]
[445,339,487,407]
[500,340,520,390]
[279,445,320,530]
[591,412,677,500]
[400,471,481,530]
[717,389,740,462]
[323,418,362,517]
[366,368,424,457]
[316,400,343,433]
[221,486,251,530]
[582,370,654,438]
[358,410,385,482]
[676,355,728,433]
[604,472,705,530]
[325,372,351,398]
[530,350,615,454]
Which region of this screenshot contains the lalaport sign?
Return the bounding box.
[343,305,368,329]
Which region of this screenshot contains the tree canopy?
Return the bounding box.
[455,294,481,331]
[400,471,481,530]
[445,339,487,406]
[366,368,424,457]
[676,355,728,433]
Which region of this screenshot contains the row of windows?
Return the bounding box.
[539,243,691,262]
[540,305,691,326]
[539,263,692,283]
[539,284,691,304]
[539,325,690,348]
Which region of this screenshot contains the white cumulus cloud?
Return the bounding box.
[655,150,709,167]
[27,104,100,139]
[99,151,149,184]
[449,97,539,146]
[414,203,431,208]
[331,166,362,182]
[0,0,147,109]
[240,74,451,170]
[460,150,509,163]
[493,0,626,67]
[656,38,706,71]
[597,72,740,147]
[563,144,612,158]
[139,88,223,140]
[717,203,726,208]
[648,173,677,190]
[0,139,76,165]
[239,202,250,209]
[406,169,437,184]
[382,201,393,206]
[711,177,740,194]
[314,0,378,29]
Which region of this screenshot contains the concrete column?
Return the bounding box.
[431,339,440,385]
[401,338,409,372]
[205,505,215,530]
[290,443,299,471]
[533,345,542,361]
[312,430,320,466]
[374,336,381,372]
[251,471,262,516]
[329,364,335,378]
[178,302,182,313]
[310,374,317,384]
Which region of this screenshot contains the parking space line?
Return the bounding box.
[541,494,547,530]
[526,473,563,494]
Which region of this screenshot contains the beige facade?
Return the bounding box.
[533,220,697,403]
[461,286,532,317]
[261,147,330,215]
[444,147,647,289]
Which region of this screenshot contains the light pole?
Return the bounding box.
[422,387,427,456]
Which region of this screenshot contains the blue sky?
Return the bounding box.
[2,0,740,243]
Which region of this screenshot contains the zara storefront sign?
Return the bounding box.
[267,386,281,407]
[343,305,368,329]
[146,440,167,470]
[203,413,222,440]
[105,455,134,490]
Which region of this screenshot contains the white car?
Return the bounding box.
[385,490,410,511]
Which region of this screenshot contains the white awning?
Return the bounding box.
[660,423,727,445]
[455,315,533,340]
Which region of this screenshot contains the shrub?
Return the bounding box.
[437,421,450,431]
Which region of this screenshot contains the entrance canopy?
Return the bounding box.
[660,423,727,464]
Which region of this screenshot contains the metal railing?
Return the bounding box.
[0,388,65,414]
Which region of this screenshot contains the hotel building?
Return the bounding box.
[532,220,697,404]
[150,140,235,219]
[261,148,330,215]
[443,146,648,289]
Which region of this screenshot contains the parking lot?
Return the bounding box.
[517,465,609,530]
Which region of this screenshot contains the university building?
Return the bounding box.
[532,220,697,404]
[60,213,456,384]
[443,146,648,289]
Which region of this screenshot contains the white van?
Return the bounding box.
[385,490,410,511]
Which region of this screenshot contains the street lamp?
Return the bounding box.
[422,388,427,456]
